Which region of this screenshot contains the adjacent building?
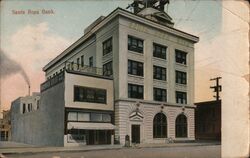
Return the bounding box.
[195,100,221,140]
[11,1,199,146]
[0,110,11,141]
[10,93,41,144]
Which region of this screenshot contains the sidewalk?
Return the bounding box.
[0,144,123,155]
[137,141,221,148]
[0,141,220,155]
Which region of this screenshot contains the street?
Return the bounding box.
[4,145,220,158]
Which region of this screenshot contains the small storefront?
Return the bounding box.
[65,122,115,146]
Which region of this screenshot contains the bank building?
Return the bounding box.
[11,0,199,146]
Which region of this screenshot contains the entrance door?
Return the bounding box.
[131,125,140,143]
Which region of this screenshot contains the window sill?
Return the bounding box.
[176,63,188,67]
[153,57,167,62]
[152,100,167,104]
[153,138,168,140]
[153,79,167,82]
[176,83,187,87]
[128,50,144,56]
[175,103,188,106]
[102,52,112,58]
[128,74,144,79]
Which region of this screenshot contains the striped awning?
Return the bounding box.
[67,122,115,130]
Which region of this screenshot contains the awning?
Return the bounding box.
[67,122,115,130]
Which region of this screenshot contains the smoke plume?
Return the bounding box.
[0,49,30,86]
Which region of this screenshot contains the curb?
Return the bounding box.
[1,143,221,156]
[1,146,123,156]
[137,143,221,149]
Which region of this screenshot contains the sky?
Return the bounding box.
[0,0,248,112]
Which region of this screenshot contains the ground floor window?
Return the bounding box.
[67,129,112,145]
[153,113,167,138]
[175,114,187,138]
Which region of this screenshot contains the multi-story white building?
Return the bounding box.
[11,1,199,146]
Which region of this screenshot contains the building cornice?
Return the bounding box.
[43,7,199,72]
[66,70,113,80]
[115,98,196,109]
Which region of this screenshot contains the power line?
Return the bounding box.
[180,0,201,26]
[222,5,249,24]
[210,77,222,101]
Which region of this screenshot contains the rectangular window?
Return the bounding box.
[103,37,112,55]
[128,84,143,99]
[153,43,167,59]
[153,65,166,81]
[22,104,26,114]
[176,91,187,104]
[128,35,143,53]
[103,61,113,77]
[128,60,143,76]
[176,70,187,84]
[81,55,84,67]
[175,49,187,65]
[77,58,80,69]
[67,112,111,123]
[74,86,107,104]
[28,104,31,112]
[154,88,167,102]
[68,112,77,121]
[102,114,111,122]
[78,113,90,121]
[37,100,40,109]
[71,61,74,70]
[90,113,102,122]
[89,56,93,67]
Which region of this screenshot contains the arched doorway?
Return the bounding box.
[175,114,187,138]
[153,113,167,138]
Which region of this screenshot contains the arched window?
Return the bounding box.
[153,113,167,138]
[175,114,187,138]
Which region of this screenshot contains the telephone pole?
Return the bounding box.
[210,77,222,101]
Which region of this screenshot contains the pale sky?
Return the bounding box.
[0,0,247,111]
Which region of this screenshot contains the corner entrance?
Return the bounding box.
[131,125,140,143]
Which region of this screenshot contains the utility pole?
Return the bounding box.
[210,77,222,101]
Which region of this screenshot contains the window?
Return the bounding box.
[77,58,80,69]
[153,66,166,81]
[90,113,111,122]
[128,35,143,53]
[68,112,90,122]
[176,91,187,104]
[89,56,93,67]
[128,84,143,99]
[102,114,111,122]
[176,114,187,138]
[128,60,143,76]
[91,113,102,122]
[154,88,167,102]
[74,86,107,104]
[78,113,90,121]
[153,113,167,138]
[103,37,112,55]
[153,43,167,59]
[175,49,187,65]
[176,71,187,84]
[22,104,26,114]
[68,112,77,121]
[71,61,74,70]
[103,61,113,77]
[81,55,84,67]
[27,104,32,112]
[37,100,40,109]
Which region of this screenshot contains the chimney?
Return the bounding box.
[28,85,30,96]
